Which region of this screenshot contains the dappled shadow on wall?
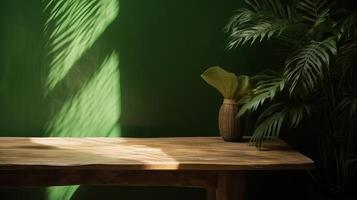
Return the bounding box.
[41,0,121,199]
[43,0,121,138]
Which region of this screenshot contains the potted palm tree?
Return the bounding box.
[201,66,250,142]
[225,0,357,198]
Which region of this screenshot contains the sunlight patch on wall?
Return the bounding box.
[43,0,119,92]
[45,52,121,137]
[46,185,79,200]
[43,0,120,199]
[45,53,121,137]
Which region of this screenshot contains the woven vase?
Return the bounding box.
[218,99,241,142]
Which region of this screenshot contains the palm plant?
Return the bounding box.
[226,0,357,197]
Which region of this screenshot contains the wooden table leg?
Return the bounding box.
[216,171,245,200]
[206,187,217,200]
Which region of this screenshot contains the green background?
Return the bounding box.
[0,0,312,199]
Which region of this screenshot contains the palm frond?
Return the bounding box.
[336,94,357,130]
[238,73,284,116]
[286,102,311,127]
[336,37,357,68]
[294,0,330,26]
[338,96,357,116]
[225,8,256,31]
[251,102,309,147]
[284,37,337,95]
[227,19,291,48]
[251,103,308,146]
[252,103,286,147]
[336,13,357,39]
[245,0,292,18]
[226,0,293,48]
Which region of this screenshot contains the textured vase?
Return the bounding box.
[218,99,241,142]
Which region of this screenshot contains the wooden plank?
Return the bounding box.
[206,187,217,200]
[216,171,245,200]
[0,137,314,171]
[0,170,218,188]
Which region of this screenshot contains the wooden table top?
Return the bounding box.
[0,137,314,171]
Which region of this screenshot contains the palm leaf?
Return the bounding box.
[251,102,309,147]
[336,94,357,131]
[225,8,256,30]
[338,96,357,117]
[336,13,357,66]
[227,19,291,48]
[238,73,284,116]
[252,103,286,147]
[339,13,357,38]
[245,0,292,18]
[284,37,337,95]
[336,37,357,68]
[226,0,293,48]
[294,0,330,26]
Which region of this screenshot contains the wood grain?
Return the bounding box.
[216,171,245,200]
[0,170,218,188]
[0,137,314,171]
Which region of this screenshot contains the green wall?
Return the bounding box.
[0,0,269,138]
[0,0,279,200]
[116,0,263,137]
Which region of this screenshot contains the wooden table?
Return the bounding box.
[0,137,314,200]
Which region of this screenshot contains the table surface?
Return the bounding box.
[0,137,314,171]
